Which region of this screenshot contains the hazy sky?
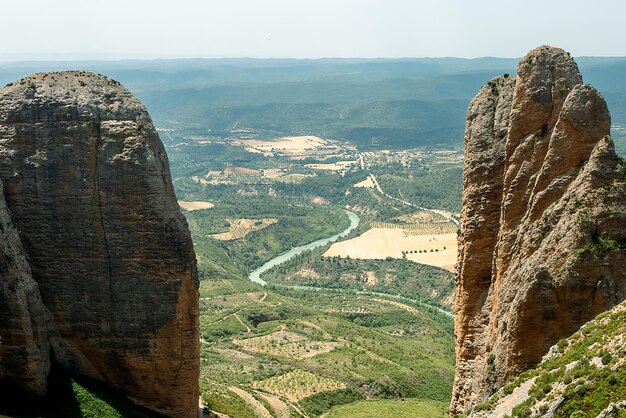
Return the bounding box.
[2,0,625,60]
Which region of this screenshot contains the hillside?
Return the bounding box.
[198,278,454,418]
[464,300,626,418]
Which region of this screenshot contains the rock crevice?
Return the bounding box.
[452,46,626,415]
[0,71,199,418]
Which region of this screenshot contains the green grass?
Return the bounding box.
[477,303,626,418]
[197,278,455,417]
[325,398,449,418]
[184,198,350,280]
[0,376,163,418]
[200,384,258,418]
[262,255,455,310]
[298,387,364,416]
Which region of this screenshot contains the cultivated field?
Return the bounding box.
[305,160,357,171]
[326,398,448,418]
[233,328,341,359]
[252,369,346,402]
[178,200,215,211]
[223,166,261,175]
[323,224,457,271]
[239,135,345,159]
[395,210,446,223]
[353,176,375,188]
[210,218,278,241]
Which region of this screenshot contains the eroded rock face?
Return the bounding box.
[451,46,626,415]
[0,72,199,418]
[0,181,52,396]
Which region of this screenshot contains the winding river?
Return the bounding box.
[249,210,360,285]
[248,209,453,319]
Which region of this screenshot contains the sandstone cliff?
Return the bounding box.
[452,46,626,415]
[0,71,199,417]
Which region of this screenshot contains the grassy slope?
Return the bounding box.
[324,398,449,418]
[468,301,626,418]
[0,377,163,418]
[198,278,455,417]
[262,254,455,310]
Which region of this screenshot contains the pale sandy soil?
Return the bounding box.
[261,168,285,179]
[311,196,329,205]
[323,228,457,271]
[178,200,215,211]
[210,218,277,241]
[354,176,375,188]
[228,387,273,418]
[293,268,321,279]
[255,392,291,418]
[305,160,357,171]
[233,329,340,359]
[365,271,378,285]
[484,378,537,418]
[241,135,340,157]
[223,166,261,175]
[371,298,420,315]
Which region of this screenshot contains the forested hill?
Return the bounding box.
[1,57,625,152]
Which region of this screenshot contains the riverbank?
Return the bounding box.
[249,210,360,285]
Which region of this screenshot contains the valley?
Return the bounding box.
[197,279,454,418]
[166,117,462,417]
[1,53,624,417]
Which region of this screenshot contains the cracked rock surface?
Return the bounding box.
[451,46,626,415]
[0,71,199,418]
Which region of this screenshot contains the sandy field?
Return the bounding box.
[241,135,339,156]
[233,329,340,359]
[323,227,457,271]
[223,166,261,175]
[261,168,285,179]
[305,160,357,171]
[178,201,214,211]
[252,369,346,402]
[210,218,277,240]
[353,176,375,188]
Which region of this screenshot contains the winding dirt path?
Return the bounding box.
[228,386,273,418]
[256,392,291,418]
[486,377,537,418]
[233,313,251,333]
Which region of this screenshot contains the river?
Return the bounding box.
[249,210,360,285]
[248,209,453,319]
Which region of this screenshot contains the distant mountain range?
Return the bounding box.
[2,56,625,152]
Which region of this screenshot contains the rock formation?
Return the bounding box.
[452,46,626,415]
[0,71,199,417]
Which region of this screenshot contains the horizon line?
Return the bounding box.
[2,54,626,64]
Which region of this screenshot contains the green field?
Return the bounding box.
[325,398,449,418]
[198,278,454,417]
[0,376,163,418]
[262,252,455,310]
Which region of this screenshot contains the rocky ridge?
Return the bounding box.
[452,46,626,415]
[469,300,626,417]
[0,71,199,417]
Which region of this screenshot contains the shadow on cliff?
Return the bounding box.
[0,363,165,418]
